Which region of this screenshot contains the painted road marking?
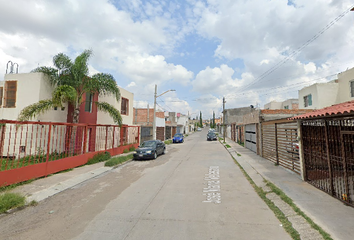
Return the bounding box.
[203,166,221,204]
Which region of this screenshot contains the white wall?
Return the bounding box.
[298,82,338,110]
[336,67,354,104]
[156,116,165,127]
[97,87,134,125]
[264,101,282,109]
[177,115,189,134]
[281,99,298,109]
[0,72,67,122]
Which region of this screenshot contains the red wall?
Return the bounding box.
[67,93,98,124]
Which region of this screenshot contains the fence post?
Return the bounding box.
[83,125,88,154]
[275,123,279,165]
[105,126,108,151]
[45,124,52,177]
[137,126,140,145]
[324,120,334,195]
[112,126,115,149]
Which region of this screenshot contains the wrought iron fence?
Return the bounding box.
[302,117,354,206]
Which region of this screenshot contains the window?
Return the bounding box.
[0,87,3,107]
[4,81,17,108]
[351,81,354,98]
[121,97,129,115]
[304,94,312,107]
[284,105,289,109]
[84,93,93,112]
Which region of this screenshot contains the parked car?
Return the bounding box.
[207,132,217,141]
[197,127,202,131]
[133,140,165,160]
[173,133,184,143]
[208,128,215,133]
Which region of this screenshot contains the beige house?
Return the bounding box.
[298,66,354,109]
[264,99,298,110]
[97,87,134,126]
[0,72,68,122]
[0,72,134,126]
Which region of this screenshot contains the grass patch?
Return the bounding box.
[265,181,333,240]
[86,151,111,165]
[225,144,231,148]
[105,154,133,167]
[237,141,244,147]
[129,146,135,152]
[0,192,26,214]
[123,149,129,153]
[164,140,173,145]
[237,153,241,156]
[0,179,35,193]
[218,137,224,141]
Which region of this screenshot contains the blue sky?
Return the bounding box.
[1,0,354,119]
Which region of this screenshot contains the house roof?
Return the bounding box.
[290,100,354,120]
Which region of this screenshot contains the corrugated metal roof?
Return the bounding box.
[291,100,354,120]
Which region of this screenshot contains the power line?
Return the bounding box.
[236,4,354,92]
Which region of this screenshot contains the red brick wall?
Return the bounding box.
[134,108,164,124]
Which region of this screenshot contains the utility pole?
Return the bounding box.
[152,85,175,140]
[223,97,226,143]
[153,85,157,140]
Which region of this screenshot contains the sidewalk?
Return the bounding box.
[9,159,130,204]
[223,137,354,240]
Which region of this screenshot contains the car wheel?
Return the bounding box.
[153,152,157,159]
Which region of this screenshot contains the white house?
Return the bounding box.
[264,99,299,110]
[0,72,68,122]
[298,66,354,110]
[298,80,339,110]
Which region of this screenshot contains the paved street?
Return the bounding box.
[0,129,290,240]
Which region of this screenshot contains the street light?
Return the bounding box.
[153,84,175,140]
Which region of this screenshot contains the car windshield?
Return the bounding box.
[141,141,156,147]
[174,134,183,137]
[208,133,216,136]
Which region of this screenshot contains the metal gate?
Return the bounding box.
[245,124,257,153]
[262,120,300,174]
[141,126,152,142]
[165,126,172,140]
[156,127,164,141]
[302,118,354,206]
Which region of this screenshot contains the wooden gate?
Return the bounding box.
[262,120,300,174]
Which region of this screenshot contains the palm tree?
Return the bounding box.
[18,50,122,125]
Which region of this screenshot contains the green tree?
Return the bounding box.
[18,50,122,125]
[199,111,203,128]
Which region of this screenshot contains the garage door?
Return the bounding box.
[245,124,257,153]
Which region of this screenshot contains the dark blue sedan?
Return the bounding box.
[172,133,184,143]
[133,140,165,160]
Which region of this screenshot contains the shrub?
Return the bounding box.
[0,192,26,214]
[164,140,173,145]
[86,151,111,165]
[129,146,135,152]
[123,149,129,153]
[105,154,133,167]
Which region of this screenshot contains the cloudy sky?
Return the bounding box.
[1,0,354,119]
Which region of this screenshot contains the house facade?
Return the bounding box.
[264,99,299,110]
[133,108,165,142]
[298,66,354,110]
[0,72,134,126]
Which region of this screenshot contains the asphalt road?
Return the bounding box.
[0,129,291,240]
